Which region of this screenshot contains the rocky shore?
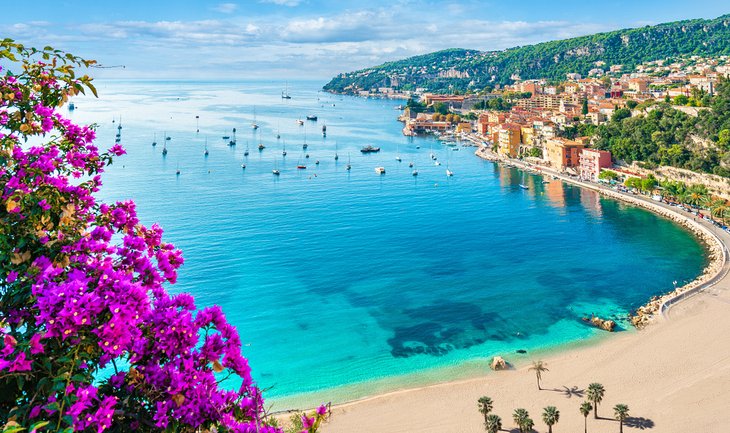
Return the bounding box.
[474,145,728,328]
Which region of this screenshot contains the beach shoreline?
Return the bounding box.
[303,144,730,433]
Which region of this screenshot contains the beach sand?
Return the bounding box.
[320,153,730,433]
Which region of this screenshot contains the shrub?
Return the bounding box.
[0,40,326,433]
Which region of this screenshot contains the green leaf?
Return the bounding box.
[29,421,49,432]
[2,426,26,433]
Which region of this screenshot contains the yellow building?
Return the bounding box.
[520,126,534,146]
[545,137,585,171]
[497,124,522,158]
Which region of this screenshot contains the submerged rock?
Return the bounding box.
[584,315,616,332]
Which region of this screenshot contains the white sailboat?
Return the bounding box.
[334,141,339,160]
[204,137,209,156]
[251,107,259,130]
[346,153,351,171]
[281,81,291,99]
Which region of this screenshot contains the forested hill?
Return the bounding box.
[323,14,730,94]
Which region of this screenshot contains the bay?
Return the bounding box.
[71,80,706,407]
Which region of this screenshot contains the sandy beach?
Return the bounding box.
[320,148,730,433]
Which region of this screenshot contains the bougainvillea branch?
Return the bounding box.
[0,39,326,433]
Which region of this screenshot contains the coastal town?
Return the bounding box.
[389,55,730,199]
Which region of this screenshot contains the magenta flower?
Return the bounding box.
[29,333,44,354]
[9,352,32,372]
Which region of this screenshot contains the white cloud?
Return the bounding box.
[213,3,238,14]
[260,0,302,6]
[0,8,612,80]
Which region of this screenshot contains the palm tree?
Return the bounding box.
[513,408,532,433]
[586,383,605,419]
[710,199,730,224]
[478,396,494,423]
[542,406,560,433]
[614,404,630,433]
[579,401,593,433]
[528,360,549,390]
[484,414,502,433]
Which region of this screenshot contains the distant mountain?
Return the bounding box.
[323,14,730,95]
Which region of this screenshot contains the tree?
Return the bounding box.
[484,414,502,433]
[598,170,619,181]
[0,40,327,433]
[625,100,638,110]
[513,408,532,433]
[579,401,593,433]
[709,199,730,224]
[587,383,606,419]
[640,174,658,192]
[673,94,689,105]
[614,404,630,433]
[611,108,631,122]
[528,360,549,390]
[542,406,560,433]
[582,98,589,115]
[719,129,730,150]
[624,177,643,190]
[478,396,494,422]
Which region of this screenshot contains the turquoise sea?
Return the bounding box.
[72,80,706,408]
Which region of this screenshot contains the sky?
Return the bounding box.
[1,1,728,81]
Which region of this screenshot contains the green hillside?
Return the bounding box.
[323,14,730,94]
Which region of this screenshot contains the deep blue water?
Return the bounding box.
[71,80,706,407]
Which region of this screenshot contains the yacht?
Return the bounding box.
[375,167,386,174]
[360,145,381,153]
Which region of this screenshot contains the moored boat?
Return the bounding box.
[360,145,381,153]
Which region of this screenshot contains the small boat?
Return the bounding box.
[360,145,381,153]
[375,167,386,174]
[272,169,280,175]
[244,143,250,157]
[251,107,259,130]
[222,135,230,140]
[434,161,441,166]
[396,156,402,162]
[542,180,550,184]
[282,141,287,156]
[152,133,157,147]
[408,162,413,168]
[204,137,209,156]
[322,124,327,136]
[162,142,168,156]
[519,184,529,189]
[176,169,180,176]
[281,81,292,99]
[297,164,307,169]
[446,169,453,177]
[334,142,339,160]
[229,128,237,146]
[346,153,351,171]
[258,143,265,151]
[241,163,246,169]
[297,119,304,125]
[305,154,310,159]
[306,115,318,121]
[68,102,75,111]
[416,145,421,149]
[412,169,419,176]
[315,160,320,165]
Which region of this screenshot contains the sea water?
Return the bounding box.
[71,80,706,408]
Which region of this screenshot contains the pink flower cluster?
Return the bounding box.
[0,44,327,432]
